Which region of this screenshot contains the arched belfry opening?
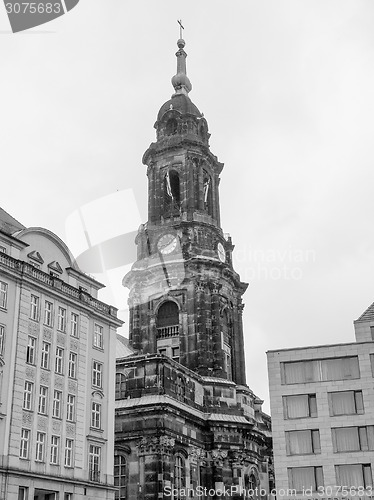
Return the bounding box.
[166,118,178,135]
[163,170,181,215]
[156,301,179,337]
[156,300,180,362]
[221,308,233,380]
[203,170,213,216]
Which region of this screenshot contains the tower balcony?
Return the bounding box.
[156,325,179,338]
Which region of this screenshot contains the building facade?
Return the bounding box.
[0,209,123,500]
[267,303,374,498]
[115,38,272,500]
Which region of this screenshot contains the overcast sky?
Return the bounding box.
[2,1,374,413]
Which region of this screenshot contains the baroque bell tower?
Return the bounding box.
[116,31,272,500]
[124,36,248,385]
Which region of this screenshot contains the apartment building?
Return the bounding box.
[267,301,374,498]
[0,208,123,500]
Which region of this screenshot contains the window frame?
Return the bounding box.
[40,341,50,370]
[64,438,74,468]
[0,324,4,356]
[57,306,67,332]
[71,312,79,337]
[328,390,364,416]
[26,336,36,365]
[66,394,75,422]
[89,444,101,482]
[52,390,62,419]
[91,402,101,429]
[23,381,33,411]
[286,429,321,455]
[55,346,64,374]
[35,432,46,462]
[50,435,60,465]
[30,294,40,321]
[0,281,8,309]
[38,385,48,415]
[283,394,317,419]
[92,361,103,388]
[68,351,77,379]
[93,323,103,349]
[19,429,30,459]
[44,300,54,327]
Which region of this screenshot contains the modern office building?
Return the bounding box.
[0,208,123,499]
[114,37,272,500]
[267,303,374,498]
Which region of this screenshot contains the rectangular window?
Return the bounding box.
[44,301,53,327]
[92,361,102,388]
[19,429,30,459]
[65,439,74,467]
[68,352,77,378]
[30,294,39,321]
[172,347,180,361]
[282,356,360,384]
[371,327,374,341]
[35,432,45,462]
[336,464,373,488]
[66,394,75,421]
[91,402,101,429]
[89,445,101,481]
[40,342,50,369]
[52,390,62,418]
[26,336,36,365]
[55,347,64,374]
[328,390,364,416]
[65,493,73,500]
[286,430,321,455]
[18,487,29,500]
[23,381,33,411]
[283,394,317,419]
[93,323,103,348]
[71,313,79,337]
[0,324,4,355]
[50,435,60,465]
[38,386,48,414]
[0,281,8,309]
[58,306,66,332]
[371,354,374,377]
[332,426,374,453]
[288,466,324,492]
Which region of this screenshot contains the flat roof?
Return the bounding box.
[267,340,374,354]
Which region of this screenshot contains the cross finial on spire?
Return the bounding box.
[177,19,184,40]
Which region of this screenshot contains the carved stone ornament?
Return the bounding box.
[189,446,206,461]
[211,449,228,460]
[195,281,206,293]
[137,436,175,454]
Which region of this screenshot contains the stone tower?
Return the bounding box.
[115,35,272,500]
[124,37,247,385]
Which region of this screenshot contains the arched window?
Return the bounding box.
[174,454,186,498]
[115,373,127,400]
[114,455,127,500]
[221,309,232,380]
[244,468,259,497]
[164,170,181,215]
[166,118,178,135]
[203,170,213,216]
[156,301,179,339]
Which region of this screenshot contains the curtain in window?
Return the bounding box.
[321,357,359,381]
[286,395,309,418]
[289,467,316,491]
[336,465,364,487]
[330,391,355,415]
[288,431,313,455]
[333,428,360,452]
[284,361,318,384]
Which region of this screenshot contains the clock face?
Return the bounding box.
[157,233,178,255]
[217,242,226,263]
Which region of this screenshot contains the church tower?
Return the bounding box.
[115,32,272,500]
[124,36,247,385]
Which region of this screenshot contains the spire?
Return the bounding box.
[171,20,192,96]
